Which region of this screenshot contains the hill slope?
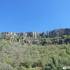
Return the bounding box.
[48,28,70,37]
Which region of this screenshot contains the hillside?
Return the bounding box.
[0,28,69,70]
[48,28,70,37]
[0,28,69,45]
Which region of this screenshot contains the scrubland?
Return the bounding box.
[0,39,70,70]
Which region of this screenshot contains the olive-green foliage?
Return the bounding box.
[63,35,70,39]
[0,40,70,70]
[0,63,16,70]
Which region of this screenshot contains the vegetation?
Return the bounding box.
[0,39,69,70]
[0,28,70,70]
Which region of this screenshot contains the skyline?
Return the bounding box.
[0,0,70,32]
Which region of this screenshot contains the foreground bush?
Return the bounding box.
[0,40,70,70]
[0,63,15,70]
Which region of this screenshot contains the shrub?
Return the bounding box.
[0,63,15,70]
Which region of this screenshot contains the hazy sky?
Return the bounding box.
[0,0,70,32]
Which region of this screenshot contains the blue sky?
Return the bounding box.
[0,0,70,32]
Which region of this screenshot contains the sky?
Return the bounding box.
[0,0,70,32]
